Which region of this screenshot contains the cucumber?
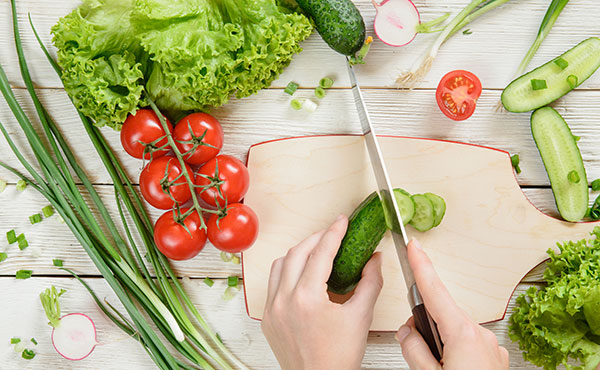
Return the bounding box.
[531,107,588,222]
[295,0,365,56]
[394,188,415,225]
[424,193,446,227]
[502,38,600,112]
[409,194,435,232]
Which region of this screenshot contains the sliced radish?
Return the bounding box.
[51,313,97,361]
[373,0,421,47]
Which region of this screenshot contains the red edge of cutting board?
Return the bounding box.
[240,134,598,330]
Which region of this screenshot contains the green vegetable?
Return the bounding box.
[231,255,241,265]
[554,57,569,70]
[295,0,365,56]
[424,193,446,227]
[222,286,238,301]
[409,194,435,232]
[319,77,334,89]
[590,196,600,220]
[29,213,42,224]
[393,189,415,226]
[0,253,7,262]
[220,251,233,263]
[348,36,373,65]
[18,237,29,251]
[52,0,312,129]
[290,99,302,110]
[203,277,214,287]
[462,29,472,35]
[42,205,54,218]
[511,154,522,174]
[30,338,37,345]
[509,227,600,369]
[592,179,600,191]
[21,349,35,360]
[52,259,64,267]
[40,286,66,328]
[227,276,239,288]
[16,179,27,191]
[7,229,17,244]
[314,87,326,99]
[530,79,547,90]
[531,107,588,222]
[16,270,33,280]
[11,337,20,344]
[502,38,600,112]
[0,179,6,193]
[284,82,299,96]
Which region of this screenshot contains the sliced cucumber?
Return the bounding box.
[531,107,588,222]
[502,37,600,112]
[409,194,435,232]
[424,193,446,227]
[393,188,415,225]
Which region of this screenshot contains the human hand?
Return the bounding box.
[261,214,384,370]
[396,239,509,370]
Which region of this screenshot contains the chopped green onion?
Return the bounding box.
[302,99,318,113]
[42,205,54,218]
[231,255,240,265]
[510,154,521,174]
[0,253,7,263]
[29,213,42,224]
[530,79,547,90]
[22,349,35,360]
[18,237,29,250]
[573,135,581,142]
[319,77,334,89]
[13,341,26,353]
[314,87,326,99]
[462,29,473,35]
[16,179,27,191]
[40,286,66,328]
[222,286,238,301]
[290,99,302,110]
[284,81,299,96]
[567,74,578,88]
[220,251,233,262]
[0,179,6,193]
[16,270,33,279]
[52,259,63,267]
[10,337,21,344]
[203,277,214,287]
[592,179,600,191]
[227,276,239,287]
[7,229,17,244]
[554,57,569,70]
[30,338,37,345]
[568,170,580,184]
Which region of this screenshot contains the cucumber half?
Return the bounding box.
[531,107,588,222]
[409,194,435,232]
[502,37,600,113]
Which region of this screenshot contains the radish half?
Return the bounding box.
[52,313,98,361]
[372,0,421,47]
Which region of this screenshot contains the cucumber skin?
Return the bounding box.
[327,191,386,294]
[295,0,365,56]
[531,107,588,222]
[502,37,600,113]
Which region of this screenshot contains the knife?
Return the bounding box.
[346,60,443,361]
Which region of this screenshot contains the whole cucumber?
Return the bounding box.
[295,0,365,56]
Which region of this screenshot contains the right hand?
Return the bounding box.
[396,239,509,370]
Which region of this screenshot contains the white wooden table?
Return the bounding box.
[1,0,599,368]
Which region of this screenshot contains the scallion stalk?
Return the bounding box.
[7,229,17,244]
[16,270,33,279]
[16,179,27,191]
[284,81,299,95]
[0,253,7,262]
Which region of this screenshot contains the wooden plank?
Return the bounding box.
[1,0,600,90]
[2,88,600,187]
[0,276,546,369]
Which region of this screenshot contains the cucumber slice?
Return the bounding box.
[409,194,435,232]
[393,189,415,225]
[502,37,600,112]
[531,107,588,222]
[424,193,446,227]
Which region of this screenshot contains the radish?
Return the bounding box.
[40,286,98,361]
[372,0,449,47]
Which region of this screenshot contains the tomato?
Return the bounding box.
[154,209,206,260]
[195,155,250,207]
[120,109,173,159]
[140,157,193,209]
[435,70,482,121]
[173,113,224,165]
[207,203,259,253]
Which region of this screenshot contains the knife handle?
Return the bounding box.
[409,284,443,362]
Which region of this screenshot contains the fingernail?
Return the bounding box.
[410,237,422,250]
[395,325,411,343]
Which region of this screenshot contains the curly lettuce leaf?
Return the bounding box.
[509,228,600,370]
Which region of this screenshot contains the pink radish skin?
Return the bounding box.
[51,313,98,361]
[372,0,421,47]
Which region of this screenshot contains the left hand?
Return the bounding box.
[261,214,384,370]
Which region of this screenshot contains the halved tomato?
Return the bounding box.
[435,70,482,121]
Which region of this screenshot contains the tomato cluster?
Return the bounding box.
[120,109,259,260]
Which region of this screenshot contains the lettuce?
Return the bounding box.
[509,227,600,370]
[52,0,312,130]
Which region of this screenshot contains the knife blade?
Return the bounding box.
[346,60,443,361]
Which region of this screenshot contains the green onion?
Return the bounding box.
[29,213,42,224]
[573,135,581,142]
[284,81,299,96]
[7,229,17,244]
[30,338,37,345]
[592,179,600,191]
[510,154,521,174]
[290,99,302,110]
[40,286,65,328]
[222,286,238,301]
[314,87,326,99]
[568,170,580,184]
[18,237,29,250]
[16,270,33,279]
[567,74,578,88]
[42,205,54,218]
[0,253,7,262]
[554,57,569,70]
[0,179,6,193]
[531,79,548,90]
[21,349,35,360]
[52,259,63,267]
[231,255,240,265]
[16,179,27,191]
[302,99,318,113]
[227,276,239,287]
[203,277,214,287]
[10,337,20,344]
[462,29,473,35]
[220,251,233,262]
[319,77,334,89]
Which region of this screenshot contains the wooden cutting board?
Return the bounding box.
[242,135,596,331]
